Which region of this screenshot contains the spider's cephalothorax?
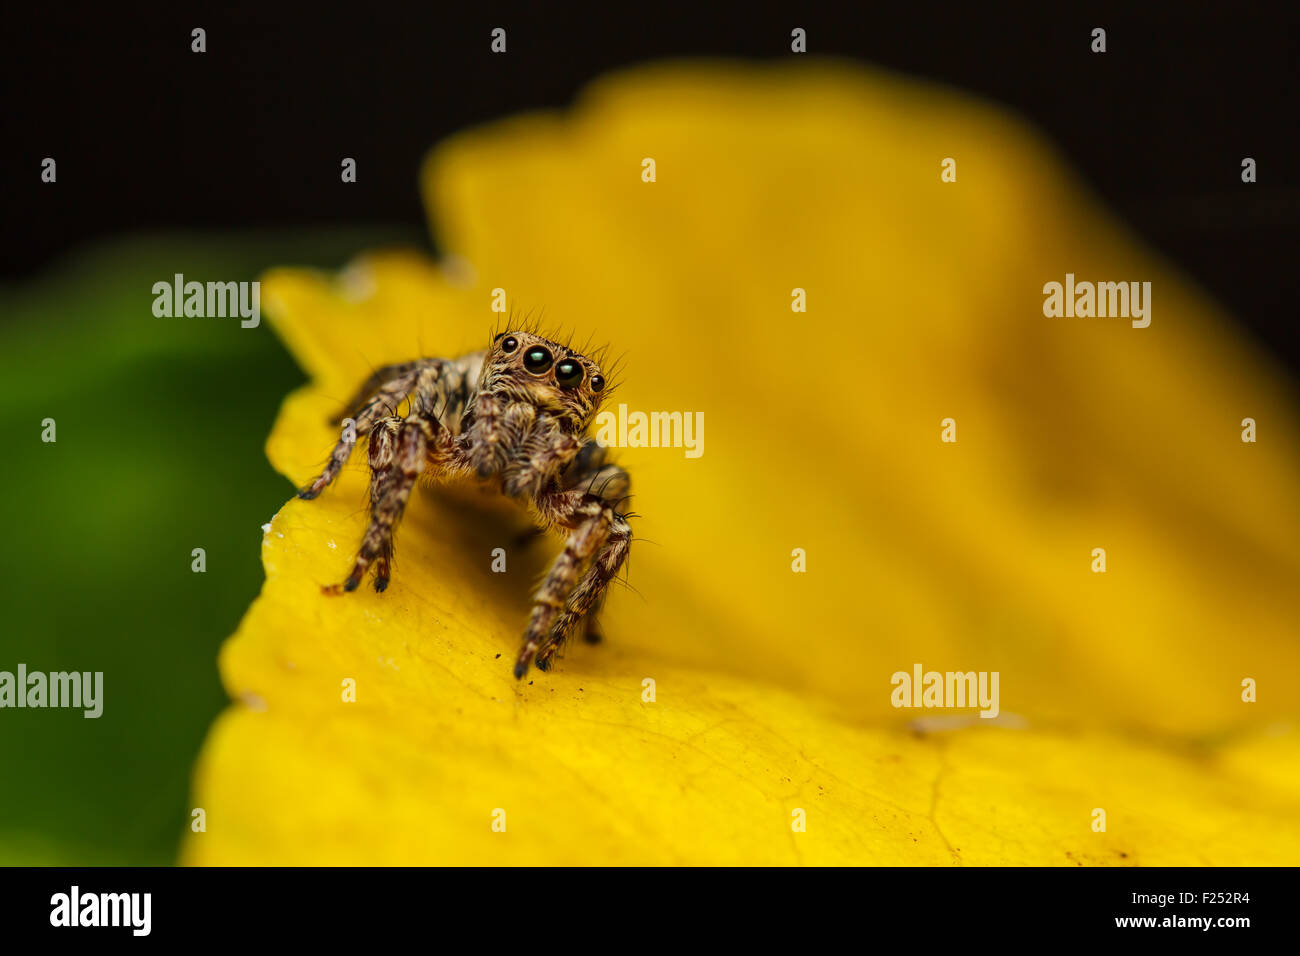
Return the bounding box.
[297,330,631,678]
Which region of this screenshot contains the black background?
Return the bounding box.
[0,864,1281,942]
[4,5,1298,369]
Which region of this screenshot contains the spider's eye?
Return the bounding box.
[500,335,519,353]
[590,374,606,393]
[523,346,552,373]
[555,359,584,388]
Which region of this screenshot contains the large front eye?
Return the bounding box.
[523,346,552,373]
[499,334,519,353]
[555,359,584,388]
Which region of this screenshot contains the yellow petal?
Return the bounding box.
[185,62,1300,865]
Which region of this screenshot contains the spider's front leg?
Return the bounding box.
[330,361,425,425]
[554,449,632,652]
[350,415,399,591]
[534,510,631,670]
[302,361,456,594]
[297,362,428,500]
[513,472,632,678]
[331,405,451,594]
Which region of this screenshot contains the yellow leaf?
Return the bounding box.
[184,62,1300,865]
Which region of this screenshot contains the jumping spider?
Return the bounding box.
[297,329,631,678]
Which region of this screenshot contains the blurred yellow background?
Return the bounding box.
[185,61,1300,865]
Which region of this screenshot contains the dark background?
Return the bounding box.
[3,5,1299,369]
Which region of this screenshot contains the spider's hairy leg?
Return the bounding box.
[533,445,631,664]
[331,360,424,425]
[337,408,449,593]
[362,416,401,591]
[297,368,422,500]
[581,599,606,644]
[513,491,613,678]
[534,510,631,671]
[333,364,458,592]
[579,614,603,645]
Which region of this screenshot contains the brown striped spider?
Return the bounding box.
[298,329,631,678]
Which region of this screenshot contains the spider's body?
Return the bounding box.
[298,330,631,678]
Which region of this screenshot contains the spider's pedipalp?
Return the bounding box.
[501,426,580,499]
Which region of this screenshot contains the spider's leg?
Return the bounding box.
[535,509,630,670]
[331,360,425,425]
[538,451,631,660]
[362,416,401,591]
[512,490,611,678]
[581,606,605,644]
[334,363,459,593]
[571,592,608,646]
[298,369,421,500]
[338,409,447,592]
